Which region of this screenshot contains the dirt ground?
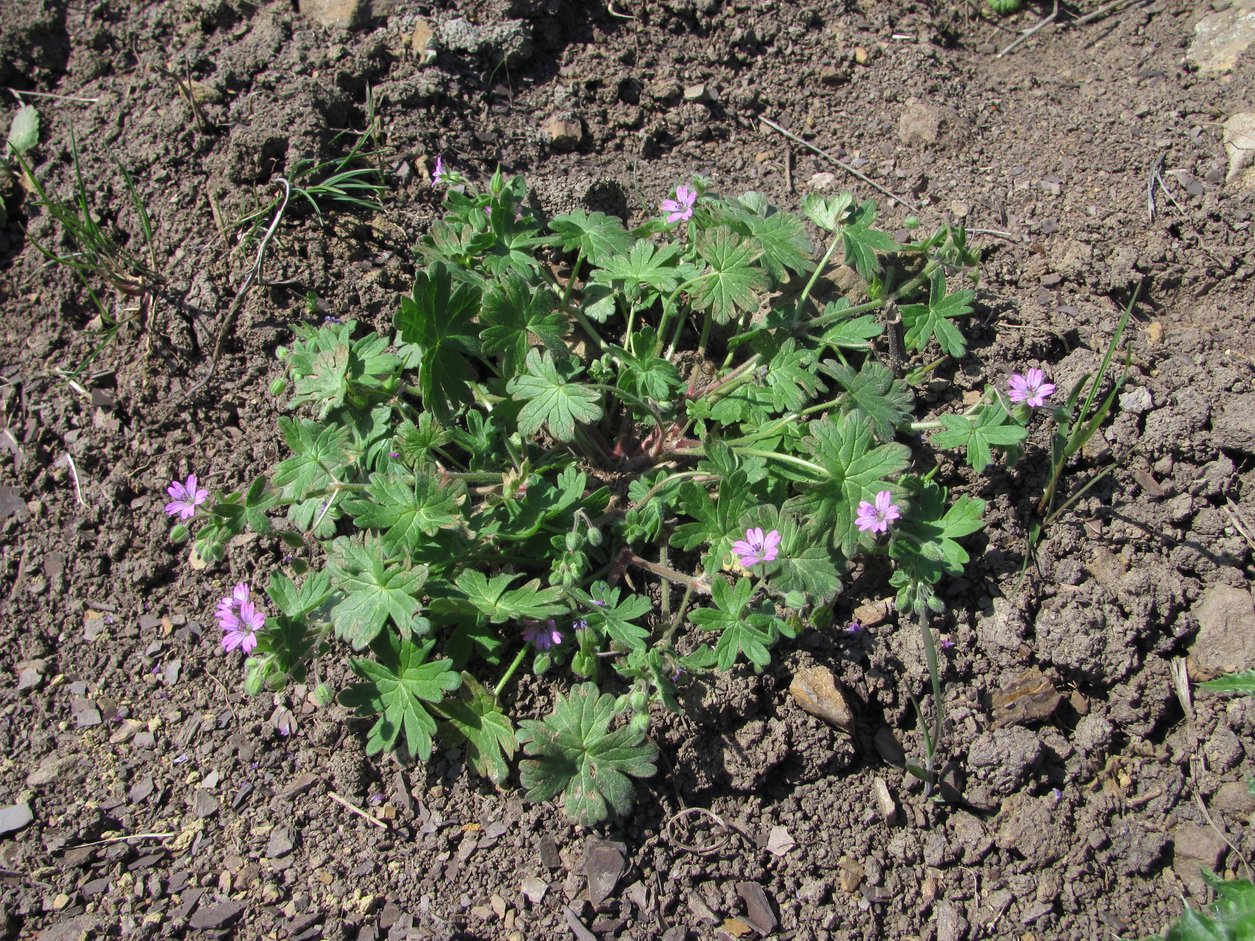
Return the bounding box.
[2,0,1255,938]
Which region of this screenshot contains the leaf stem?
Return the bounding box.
[493,645,530,698]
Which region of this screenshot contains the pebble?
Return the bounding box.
[584,837,625,907]
[521,875,549,904]
[990,667,1061,727]
[191,791,219,819]
[0,802,34,835]
[297,0,369,30]
[789,665,855,734]
[188,898,246,930]
[267,827,294,858]
[278,772,319,800]
[1187,0,1255,74]
[542,115,584,152]
[736,882,777,935]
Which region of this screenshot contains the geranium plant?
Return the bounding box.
[169,167,1063,823]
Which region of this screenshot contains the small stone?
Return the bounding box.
[110,719,145,744]
[1213,780,1255,816]
[192,791,219,819]
[871,777,899,825]
[188,898,246,930]
[129,777,154,803]
[584,837,626,907]
[1119,386,1154,415]
[410,17,435,57]
[17,664,44,691]
[542,115,584,152]
[897,97,957,147]
[851,597,893,628]
[1173,823,1227,870]
[682,83,708,102]
[521,875,549,904]
[936,900,969,941]
[735,882,777,935]
[539,834,561,869]
[808,172,837,191]
[853,46,871,65]
[298,0,369,30]
[873,726,906,766]
[990,667,1062,727]
[1187,0,1255,74]
[278,772,319,800]
[0,802,34,835]
[266,827,294,858]
[1224,112,1255,185]
[1189,584,1255,679]
[789,665,855,734]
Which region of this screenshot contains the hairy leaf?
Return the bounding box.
[326,537,429,648]
[689,227,766,325]
[506,349,603,442]
[900,269,974,358]
[439,672,515,784]
[344,470,463,557]
[822,358,914,441]
[517,682,658,825]
[480,274,567,378]
[396,262,482,421]
[930,403,1027,472]
[340,633,461,759]
[548,210,634,266]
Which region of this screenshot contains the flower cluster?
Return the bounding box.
[216,582,264,654]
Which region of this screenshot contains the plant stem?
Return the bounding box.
[493,646,530,698]
[732,447,826,478]
[621,550,710,595]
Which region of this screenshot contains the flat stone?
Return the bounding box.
[584,837,626,907]
[1189,584,1255,680]
[191,791,219,819]
[1212,394,1255,453]
[736,881,778,935]
[266,827,294,858]
[521,875,549,904]
[1187,0,1255,74]
[789,665,855,734]
[410,17,435,57]
[0,802,34,835]
[188,898,246,930]
[278,772,319,800]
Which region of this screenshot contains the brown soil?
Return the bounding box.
[2,1,1254,939]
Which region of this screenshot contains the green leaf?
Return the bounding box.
[436,570,567,622]
[591,240,682,305]
[340,633,461,759]
[517,682,658,825]
[822,358,914,441]
[740,508,842,606]
[439,673,515,785]
[506,349,603,443]
[817,299,883,351]
[670,470,756,574]
[888,479,986,614]
[930,403,1027,472]
[7,104,39,156]
[840,199,900,281]
[786,412,912,556]
[265,569,332,620]
[1201,671,1255,696]
[344,469,463,558]
[1147,876,1255,941]
[548,210,634,266]
[688,577,774,670]
[326,537,429,648]
[480,274,567,377]
[717,195,813,282]
[689,227,767,325]
[611,327,683,404]
[273,418,351,499]
[764,339,826,413]
[802,192,854,232]
[575,582,653,651]
[395,262,482,421]
[900,269,974,358]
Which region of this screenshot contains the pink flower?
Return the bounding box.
[431,155,446,186]
[164,474,208,521]
[1008,368,1056,408]
[660,185,697,223]
[217,582,264,654]
[855,491,901,535]
[522,619,563,651]
[731,527,781,568]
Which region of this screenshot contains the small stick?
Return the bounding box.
[663,807,734,856]
[784,146,794,195]
[1223,501,1255,553]
[180,178,291,402]
[1071,0,1143,28]
[62,454,86,506]
[5,87,100,104]
[68,831,174,849]
[997,0,1058,58]
[1147,152,1165,221]
[758,116,919,212]
[329,790,389,829]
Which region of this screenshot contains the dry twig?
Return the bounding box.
[329,790,389,830]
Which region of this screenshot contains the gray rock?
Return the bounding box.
[191,791,219,819]
[0,802,33,835]
[1190,584,1255,679]
[188,898,246,930]
[936,900,969,941]
[1118,386,1154,415]
[1187,0,1255,74]
[1172,823,1228,895]
[298,0,369,30]
[542,114,584,152]
[266,827,294,858]
[584,837,625,907]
